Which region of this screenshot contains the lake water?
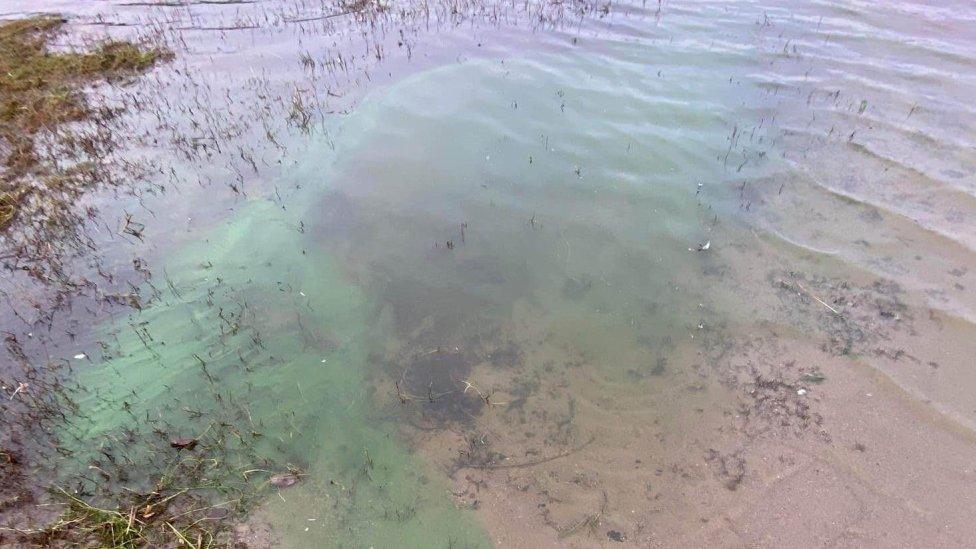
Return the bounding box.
[4,0,976,546]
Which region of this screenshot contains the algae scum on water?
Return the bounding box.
[61,193,490,546]
[59,51,757,544]
[10,25,780,541]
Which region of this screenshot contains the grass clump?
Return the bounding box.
[4,424,285,548]
[0,14,169,228]
[31,487,217,549]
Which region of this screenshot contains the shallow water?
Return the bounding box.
[4,0,976,545]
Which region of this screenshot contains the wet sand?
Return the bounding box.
[397,230,976,547]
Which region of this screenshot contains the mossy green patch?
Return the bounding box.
[0,15,168,227]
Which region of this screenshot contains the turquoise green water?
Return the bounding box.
[39,0,976,545]
[306,52,768,347]
[69,160,489,545]
[68,51,759,544]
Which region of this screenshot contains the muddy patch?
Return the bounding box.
[394,346,487,427]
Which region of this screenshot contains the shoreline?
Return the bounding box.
[3,1,976,546]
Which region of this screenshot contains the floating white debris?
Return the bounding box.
[74,353,86,360]
[299,291,306,297]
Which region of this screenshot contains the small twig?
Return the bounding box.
[797,282,840,315]
[474,435,595,470]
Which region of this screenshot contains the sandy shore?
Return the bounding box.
[396,221,976,548]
